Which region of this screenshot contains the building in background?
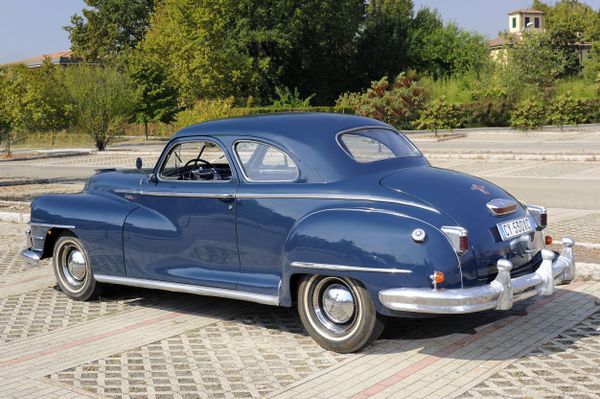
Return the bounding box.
[0,50,80,68]
[489,8,591,63]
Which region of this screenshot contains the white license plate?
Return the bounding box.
[497,217,534,241]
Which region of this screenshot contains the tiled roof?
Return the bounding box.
[1,50,79,67]
[508,8,545,15]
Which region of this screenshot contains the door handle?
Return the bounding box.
[218,194,235,202]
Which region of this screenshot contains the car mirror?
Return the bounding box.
[135,157,143,170]
[149,173,158,183]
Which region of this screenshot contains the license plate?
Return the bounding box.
[497,217,534,241]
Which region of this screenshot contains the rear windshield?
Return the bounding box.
[338,129,420,163]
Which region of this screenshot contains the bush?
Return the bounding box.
[510,98,546,131]
[414,97,465,135]
[175,100,352,129]
[336,72,427,129]
[174,97,240,129]
[547,93,587,130]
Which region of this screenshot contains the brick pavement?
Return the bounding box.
[0,153,599,398]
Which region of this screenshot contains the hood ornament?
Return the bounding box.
[471,184,489,195]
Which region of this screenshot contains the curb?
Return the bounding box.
[577,262,600,281]
[424,152,599,162]
[0,150,94,163]
[0,211,29,223]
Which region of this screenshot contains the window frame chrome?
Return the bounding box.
[232,139,300,183]
[156,136,236,184]
[335,126,422,164]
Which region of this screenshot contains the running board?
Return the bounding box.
[94,274,280,306]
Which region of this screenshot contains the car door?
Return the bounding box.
[123,137,239,289]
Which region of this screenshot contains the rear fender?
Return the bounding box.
[279,208,460,309]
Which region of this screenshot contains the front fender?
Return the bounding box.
[279,208,460,309]
[30,192,138,276]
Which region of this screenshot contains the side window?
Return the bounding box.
[160,140,232,181]
[234,141,299,182]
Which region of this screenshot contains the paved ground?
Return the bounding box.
[1,129,600,398]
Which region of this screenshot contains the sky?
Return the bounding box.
[2,0,600,64]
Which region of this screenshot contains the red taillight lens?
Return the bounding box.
[540,212,547,227]
[459,234,469,253]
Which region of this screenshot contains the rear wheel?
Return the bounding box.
[297,275,386,353]
[53,233,101,301]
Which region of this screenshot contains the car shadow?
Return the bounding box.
[77,283,599,361]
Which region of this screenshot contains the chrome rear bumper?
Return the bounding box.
[379,237,575,314]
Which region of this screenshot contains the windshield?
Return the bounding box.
[338,128,421,163]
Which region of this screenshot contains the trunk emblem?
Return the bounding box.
[487,198,518,216]
[471,184,489,195]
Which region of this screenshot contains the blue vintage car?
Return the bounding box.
[21,113,575,353]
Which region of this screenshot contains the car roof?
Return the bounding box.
[171,112,425,183]
[174,112,389,140]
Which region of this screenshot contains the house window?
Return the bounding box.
[525,16,530,27]
[512,17,516,28]
[535,17,540,28]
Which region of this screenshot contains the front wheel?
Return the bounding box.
[297,275,386,353]
[53,233,101,301]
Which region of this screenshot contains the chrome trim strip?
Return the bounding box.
[140,191,235,199]
[232,139,300,183]
[236,193,440,213]
[291,261,412,274]
[93,275,279,306]
[29,223,76,229]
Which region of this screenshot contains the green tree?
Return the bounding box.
[407,8,489,78]
[271,87,314,108]
[336,71,426,128]
[25,59,72,145]
[510,97,546,131]
[533,0,600,42]
[127,55,179,140]
[414,97,464,136]
[583,42,600,81]
[65,0,155,61]
[0,66,31,155]
[63,66,136,150]
[356,0,413,87]
[498,32,566,97]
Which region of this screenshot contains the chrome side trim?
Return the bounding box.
[141,191,235,199]
[291,261,412,274]
[93,275,279,306]
[236,193,440,213]
[29,222,76,229]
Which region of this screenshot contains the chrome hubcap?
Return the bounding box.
[312,278,357,334]
[322,284,355,324]
[67,250,87,281]
[60,245,87,288]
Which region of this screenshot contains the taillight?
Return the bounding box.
[441,226,469,255]
[459,235,469,253]
[540,212,547,228]
[526,205,547,229]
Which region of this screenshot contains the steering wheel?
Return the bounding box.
[184,158,212,168]
[182,158,219,180]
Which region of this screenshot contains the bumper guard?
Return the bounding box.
[379,237,575,314]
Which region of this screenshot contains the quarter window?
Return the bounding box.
[160,141,232,181]
[235,141,299,182]
[338,129,420,163]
